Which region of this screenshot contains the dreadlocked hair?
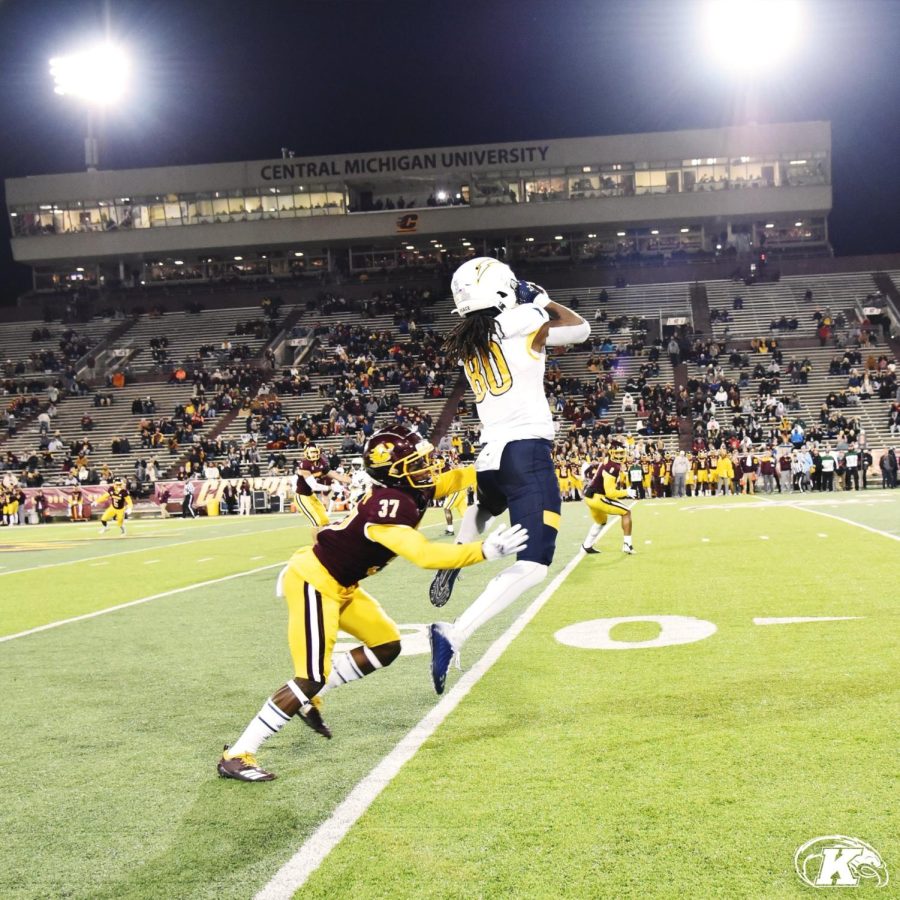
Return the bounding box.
[443,309,504,362]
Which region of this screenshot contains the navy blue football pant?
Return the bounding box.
[475,438,560,566]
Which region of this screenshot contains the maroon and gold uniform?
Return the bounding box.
[98,482,132,533]
[217,424,531,783]
[294,458,331,497]
[583,459,630,524]
[282,456,482,684]
[294,456,332,527]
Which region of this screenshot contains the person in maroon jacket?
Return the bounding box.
[217,425,528,782]
[758,447,776,494]
[777,448,793,493]
[738,449,759,494]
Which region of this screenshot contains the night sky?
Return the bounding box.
[1,0,900,303]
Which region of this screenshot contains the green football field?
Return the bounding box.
[1,491,897,898]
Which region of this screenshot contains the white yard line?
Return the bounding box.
[254,522,611,900]
[790,504,900,542]
[754,617,863,625]
[0,563,285,644]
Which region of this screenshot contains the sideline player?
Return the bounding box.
[293,444,348,529]
[69,486,85,521]
[441,461,469,534]
[97,479,132,535]
[428,257,590,693]
[581,443,636,554]
[1,483,20,527]
[217,425,528,781]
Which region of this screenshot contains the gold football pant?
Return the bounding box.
[584,494,629,526]
[294,493,329,527]
[442,490,467,517]
[283,547,400,683]
[100,507,126,527]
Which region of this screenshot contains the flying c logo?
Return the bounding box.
[368,443,394,466]
[794,836,888,888]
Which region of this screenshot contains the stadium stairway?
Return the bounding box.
[689,281,711,335]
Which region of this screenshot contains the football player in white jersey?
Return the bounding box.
[428,257,590,693]
[348,456,373,507]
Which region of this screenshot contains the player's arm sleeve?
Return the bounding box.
[433,466,476,500]
[602,469,628,499]
[304,474,329,492]
[97,493,110,503]
[366,524,485,569]
[125,495,133,508]
[545,313,591,347]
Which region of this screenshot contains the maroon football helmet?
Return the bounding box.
[364,425,439,489]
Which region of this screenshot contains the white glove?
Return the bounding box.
[481,523,529,560]
[625,488,638,499]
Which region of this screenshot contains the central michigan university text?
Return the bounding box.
[260,145,551,181]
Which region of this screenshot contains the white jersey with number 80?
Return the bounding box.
[461,304,554,444]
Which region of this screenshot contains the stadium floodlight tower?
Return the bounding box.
[702,0,804,73]
[49,43,130,171]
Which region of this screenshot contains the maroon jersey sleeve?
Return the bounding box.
[313,486,424,587]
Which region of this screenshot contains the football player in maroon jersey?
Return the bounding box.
[293,444,348,530]
[581,442,637,554]
[218,424,528,782]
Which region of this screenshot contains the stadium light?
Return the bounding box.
[49,42,130,170]
[702,0,804,72]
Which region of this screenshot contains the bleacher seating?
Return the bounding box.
[4,271,895,497]
[3,380,198,484]
[704,272,880,341]
[115,306,277,374]
[0,317,116,375]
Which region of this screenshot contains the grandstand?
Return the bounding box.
[3,117,899,510]
[3,264,896,502]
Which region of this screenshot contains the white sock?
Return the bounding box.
[456,503,493,545]
[445,524,454,534]
[583,523,603,549]
[623,535,633,548]
[318,647,381,698]
[454,560,548,644]
[228,697,293,757]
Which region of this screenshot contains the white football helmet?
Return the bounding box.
[451,257,519,317]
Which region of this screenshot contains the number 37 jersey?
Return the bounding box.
[461,304,553,444]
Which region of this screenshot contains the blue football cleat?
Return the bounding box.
[429,567,461,608]
[428,622,456,695]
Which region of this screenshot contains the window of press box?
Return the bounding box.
[524,172,566,202]
[781,156,827,186]
[469,173,520,205]
[514,236,571,260]
[728,158,776,187]
[759,218,826,243]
